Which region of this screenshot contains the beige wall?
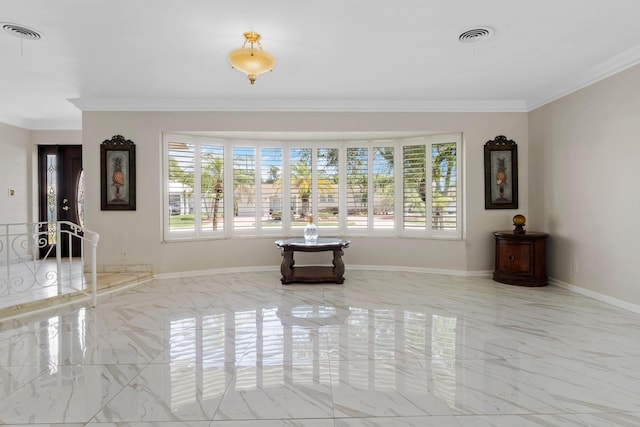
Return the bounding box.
[529,63,640,305]
[0,122,31,225]
[30,130,82,146]
[82,111,529,274]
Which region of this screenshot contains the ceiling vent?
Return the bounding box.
[1,23,42,40]
[458,27,493,43]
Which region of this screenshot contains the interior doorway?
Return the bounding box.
[38,145,84,258]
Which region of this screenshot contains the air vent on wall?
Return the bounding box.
[1,22,42,40]
[458,27,493,43]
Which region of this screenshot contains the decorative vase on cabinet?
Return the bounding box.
[493,231,548,287]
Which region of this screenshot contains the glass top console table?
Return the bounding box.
[274,238,351,284]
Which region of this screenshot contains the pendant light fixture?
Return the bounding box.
[228,31,276,85]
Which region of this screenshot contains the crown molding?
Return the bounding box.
[0,114,31,130]
[0,115,81,131]
[67,97,529,113]
[526,43,640,111]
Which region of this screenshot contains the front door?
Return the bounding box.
[38,145,84,258]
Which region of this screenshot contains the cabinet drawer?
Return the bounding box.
[496,241,532,274]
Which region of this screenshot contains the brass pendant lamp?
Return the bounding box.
[228,31,276,85]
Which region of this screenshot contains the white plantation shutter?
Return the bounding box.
[402,144,427,229]
[346,147,368,229]
[317,147,339,229]
[290,148,312,227]
[233,147,256,230]
[260,147,283,230]
[168,141,195,236]
[400,136,461,237]
[164,133,461,240]
[201,144,224,233]
[432,142,457,230]
[373,146,394,230]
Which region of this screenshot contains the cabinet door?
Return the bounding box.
[496,241,532,274]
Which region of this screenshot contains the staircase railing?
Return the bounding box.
[0,221,100,309]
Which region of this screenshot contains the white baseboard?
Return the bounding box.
[103,264,153,273]
[154,265,280,280]
[349,265,493,277]
[550,277,640,315]
[153,264,492,280]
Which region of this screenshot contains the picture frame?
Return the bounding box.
[484,135,518,209]
[100,135,136,211]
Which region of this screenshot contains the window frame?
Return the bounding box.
[163,132,463,242]
[397,133,462,239]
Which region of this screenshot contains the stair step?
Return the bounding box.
[0,272,153,321]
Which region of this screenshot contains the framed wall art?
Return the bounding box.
[100,135,136,211]
[484,135,518,209]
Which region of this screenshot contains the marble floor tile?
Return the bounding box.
[574,412,640,426]
[455,414,590,426]
[91,362,235,423]
[335,417,462,427]
[0,364,142,424]
[506,356,640,413]
[1,270,640,425]
[86,422,211,427]
[210,420,336,427]
[330,359,453,417]
[442,358,569,415]
[0,365,49,400]
[213,363,334,420]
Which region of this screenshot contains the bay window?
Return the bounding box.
[164,133,462,241]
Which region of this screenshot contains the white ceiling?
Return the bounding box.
[2,0,640,130]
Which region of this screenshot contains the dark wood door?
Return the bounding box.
[38,145,83,258]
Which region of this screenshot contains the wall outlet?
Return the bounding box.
[8,188,15,196]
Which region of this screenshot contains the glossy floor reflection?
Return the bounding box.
[1,270,640,426]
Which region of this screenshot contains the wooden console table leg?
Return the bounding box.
[332,248,345,284]
[280,249,295,284]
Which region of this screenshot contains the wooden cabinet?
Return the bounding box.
[493,231,548,287]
